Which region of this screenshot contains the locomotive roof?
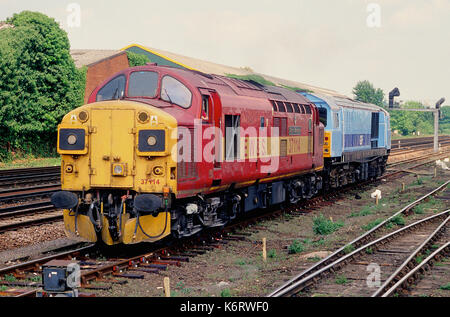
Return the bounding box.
[125,64,313,106]
[311,92,389,116]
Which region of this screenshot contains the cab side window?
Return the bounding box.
[201,95,209,120]
[318,107,327,126]
[333,112,340,129]
[96,76,126,102]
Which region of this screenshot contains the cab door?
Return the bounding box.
[199,89,223,184]
[90,108,135,188]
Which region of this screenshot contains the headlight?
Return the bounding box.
[59,128,86,152]
[137,111,149,124]
[78,111,89,123]
[112,163,127,176]
[67,134,77,145]
[138,130,165,153]
[147,136,157,146]
[113,164,123,175]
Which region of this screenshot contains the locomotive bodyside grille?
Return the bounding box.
[178,127,198,181]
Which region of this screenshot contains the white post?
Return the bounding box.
[434,110,439,153]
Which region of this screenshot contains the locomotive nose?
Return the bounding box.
[89,108,137,188]
[86,106,172,189]
[57,101,178,245]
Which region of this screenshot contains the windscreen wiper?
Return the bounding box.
[163,88,173,104]
[113,87,119,100]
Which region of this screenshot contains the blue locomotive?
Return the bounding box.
[301,93,391,189]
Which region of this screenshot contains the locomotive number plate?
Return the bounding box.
[140,179,161,185]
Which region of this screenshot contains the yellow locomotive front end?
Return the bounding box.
[52,100,178,245]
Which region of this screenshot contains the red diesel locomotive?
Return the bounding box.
[52,64,325,245]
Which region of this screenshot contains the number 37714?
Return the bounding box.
[140,179,160,185]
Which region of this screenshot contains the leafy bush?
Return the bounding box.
[225,73,276,86]
[0,11,85,160]
[412,205,425,214]
[349,205,374,217]
[288,240,304,254]
[126,51,151,67]
[221,289,232,297]
[389,215,405,226]
[267,249,277,258]
[335,275,348,285]
[280,84,313,93]
[313,215,344,235]
[343,244,355,254]
[362,218,383,231]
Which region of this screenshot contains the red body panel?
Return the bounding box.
[89,65,324,198]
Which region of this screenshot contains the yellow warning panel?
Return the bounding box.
[63,209,97,243]
[122,212,171,244]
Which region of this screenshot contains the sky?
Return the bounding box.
[1,0,449,106]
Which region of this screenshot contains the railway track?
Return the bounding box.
[387,241,449,297]
[0,200,54,219]
[0,166,60,201]
[0,160,446,297]
[387,148,450,171]
[372,214,449,297]
[0,146,448,296]
[0,166,59,177]
[0,166,61,232]
[0,166,60,188]
[0,184,61,203]
[300,210,449,297]
[391,136,450,153]
[0,231,226,297]
[268,181,450,297]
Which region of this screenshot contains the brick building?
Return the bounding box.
[71,50,130,103]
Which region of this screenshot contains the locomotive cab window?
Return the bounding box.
[128,71,158,98]
[96,75,126,101]
[318,107,327,126]
[161,76,192,109]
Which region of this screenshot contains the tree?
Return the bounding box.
[352,80,385,107]
[0,11,85,159]
[389,101,434,136]
[439,106,450,134]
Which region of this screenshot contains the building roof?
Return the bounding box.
[0,22,13,30]
[122,44,347,98]
[70,49,126,68]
